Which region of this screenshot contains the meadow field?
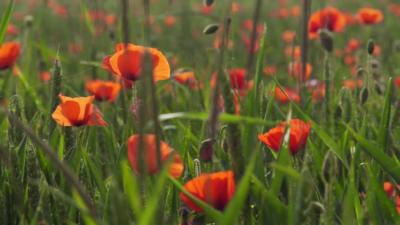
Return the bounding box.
[1,0,400,224]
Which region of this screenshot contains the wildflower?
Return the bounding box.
[102,43,170,82]
[127,134,184,178]
[343,79,363,90]
[85,80,121,102]
[180,171,235,212]
[274,87,300,104]
[308,7,346,39]
[288,62,312,80]
[51,95,107,126]
[164,15,176,27]
[0,42,20,70]
[384,182,394,197]
[357,8,384,25]
[258,119,311,154]
[174,70,199,90]
[229,68,253,96]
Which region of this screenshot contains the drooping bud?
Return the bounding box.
[318,29,334,53]
[199,138,215,162]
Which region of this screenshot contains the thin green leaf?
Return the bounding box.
[0,0,14,44]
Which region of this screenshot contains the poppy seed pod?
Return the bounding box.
[318,29,334,52]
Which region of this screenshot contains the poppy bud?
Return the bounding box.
[199,138,215,162]
[24,15,34,28]
[203,24,219,35]
[318,29,333,52]
[367,39,375,55]
[356,67,366,78]
[359,87,369,105]
[203,0,214,6]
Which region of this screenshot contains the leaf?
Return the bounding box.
[218,150,260,225]
[159,112,276,126]
[378,77,393,151]
[345,124,400,183]
[0,0,14,44]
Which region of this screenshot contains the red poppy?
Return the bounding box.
[310,84,326,103]
[0,42,20,70]
[308,7,346,39]
[229,68,253,96]
[288,62,312,80]
[51,95,107,127]
[258,119,311,154]
[127,134,184,178]
[164,16,176,27]
[343,79,363,90]
[39,71,51,82]
[103,43,170,82]
[284,46,301,59]
[85,80,121,102]
[6,24,18,36]
[174,70,198,90]
[263,66,277,76]
[274,87,300,104]
[282,30,296,44]
[357,8,384,25]
[180,171,235,212]
[345,38,361,54]
[384,182,394,197]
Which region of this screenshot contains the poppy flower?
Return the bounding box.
[0,42,20,70]
[164,15,176,27]
[263,66,277,76]
[102,43,170,82]
[52,95,107,127]
[288,62,312,80]
[343,79,363,90]
[274,87,300,104]
[258,119,311,154]
[345,38,361,53]
[229,68,253,96]
[384,182,394,197]
[357,8,384,25]
[285,46,301,59]
[39,71,51,82]
[310,84,326,103]
[174,70,198,90]
[85,80,121,102]
[389,4,400,17]
[308,7,346,39]
[290,5,301,17]
[282,30,296,44]
[127,134,184,178]
[6,24,18,36]
[180,171,235,212]
[231,2,241,14]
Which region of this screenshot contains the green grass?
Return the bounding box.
[1,0,400,224]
